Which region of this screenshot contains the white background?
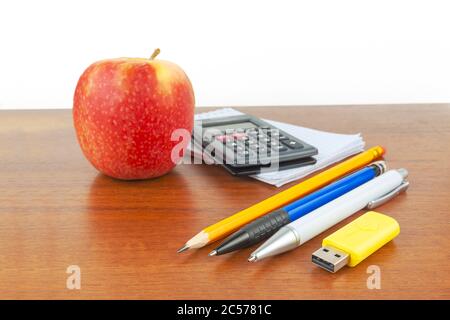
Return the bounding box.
[0,0,449,110]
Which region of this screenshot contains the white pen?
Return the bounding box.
[248,169,409,262]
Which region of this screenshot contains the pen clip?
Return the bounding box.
[366,181,409,209]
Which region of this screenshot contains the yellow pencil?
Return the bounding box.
[178,146,385,252]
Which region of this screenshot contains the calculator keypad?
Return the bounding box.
[210,128,303,165]
[197,114,318,172]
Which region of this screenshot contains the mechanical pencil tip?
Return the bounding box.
[208,250,217,257]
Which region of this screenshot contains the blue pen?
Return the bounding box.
[209,161,387,256]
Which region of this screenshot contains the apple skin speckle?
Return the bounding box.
[73,58,195,180]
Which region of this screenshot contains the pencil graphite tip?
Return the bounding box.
[177,244,190,253]
[208,250,217,257]
[248,255,257,262]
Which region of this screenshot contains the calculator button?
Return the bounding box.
[203,135,214,143]
[232,133,246,140]
[236,140,245,145]
[260,128,270,135]
[238,135,249,141]
[237,150,250,157]
[270,141,279,147]
[282,139,304,149]
[215,135,229,143]
[276,145,288,152]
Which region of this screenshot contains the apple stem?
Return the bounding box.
[150,48,161,60]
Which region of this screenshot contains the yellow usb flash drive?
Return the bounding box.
[312,211,400,273]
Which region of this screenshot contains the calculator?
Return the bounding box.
[193,114,318,175]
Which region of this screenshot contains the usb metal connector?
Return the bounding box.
[312,246,349,273]
[312,212,401,273]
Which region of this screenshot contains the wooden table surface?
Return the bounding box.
[0,104,449,300]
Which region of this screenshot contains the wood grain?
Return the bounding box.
[0,104,449,299]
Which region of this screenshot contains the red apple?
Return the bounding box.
[73,49,195,180]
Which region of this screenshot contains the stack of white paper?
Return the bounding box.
[192,108,365,187]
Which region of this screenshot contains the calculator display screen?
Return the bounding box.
[212,122,257,131]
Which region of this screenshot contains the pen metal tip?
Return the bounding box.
[248,255,257,262]
[208,250,217,257]
[177,244,190,253]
